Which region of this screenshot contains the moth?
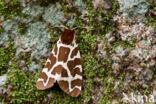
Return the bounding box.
[36,29,82,97]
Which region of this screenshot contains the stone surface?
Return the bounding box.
[118,0,149,18]
[0,74,7,90]
[43,4,66,27]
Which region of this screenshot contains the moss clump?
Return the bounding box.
[146,0,156,31]
[18,23,27,35]
[0,26,5,33]
[6,67,48,103]
[18,52,31,68]
[0,96,2,101]
[82,54,101,93]
[0,41,16,76]
[0,42,48,103]
[85,0,119,36]
[112,38,137,51]
[78,32,96,54]
[0,0,21,19]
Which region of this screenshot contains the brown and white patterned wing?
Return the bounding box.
[36,43,60,90]
[36,30,82,97]
[57,42,82,97]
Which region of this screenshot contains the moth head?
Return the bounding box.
[61,29,74,45]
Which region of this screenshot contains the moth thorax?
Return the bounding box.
[61,30,74,45]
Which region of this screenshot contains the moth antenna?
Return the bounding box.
[72,27,79,30]
[50,25,69,32]
[72,26,88,30]
[58,25,68,29]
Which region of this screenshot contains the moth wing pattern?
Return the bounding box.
[57,40,82,97]
[36,42,59,90]
[36,30,82,97]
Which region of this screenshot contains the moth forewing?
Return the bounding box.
[36,30,82,97]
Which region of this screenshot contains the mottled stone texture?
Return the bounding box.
[118,0,149,18]
[0,74,7,89]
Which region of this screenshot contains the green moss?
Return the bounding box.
[78,31,96,54]
[18,52,31,68]
[0,96,2,101]
[145,18,156,32]
[112,39,136,52]
[0,0,22,19]
[0,43,47,104]
[98,96,111,104]
[143,87,149,95]
[154,66,156,77]
[48,29,60,42]
[0,26,5,33]
[18,23,27,35]
[85,0,119,37]
[82,54,100,87]
[50,91,82,104]
[1,47,48,103]
[146,0,156,31]
[6,67,48,103]
[73,0,119,55]
[0,41,46,103]
[0,41,16,76]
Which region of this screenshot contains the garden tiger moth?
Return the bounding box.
[36,29,82,97]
